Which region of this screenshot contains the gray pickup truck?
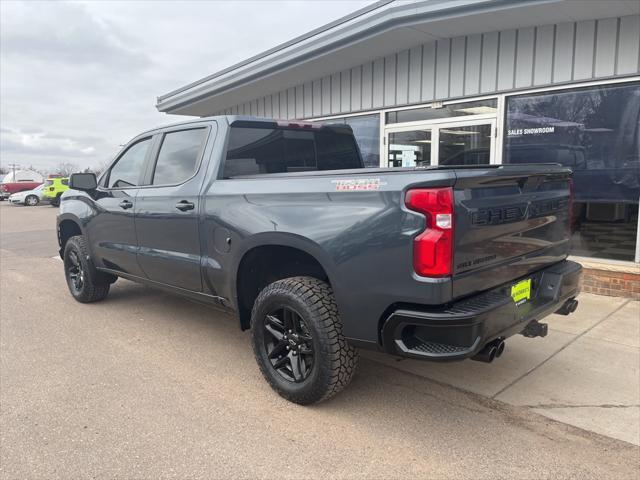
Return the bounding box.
[58,116,582,404]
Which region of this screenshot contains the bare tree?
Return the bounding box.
[56,161,79,176]
[92,160,111,176]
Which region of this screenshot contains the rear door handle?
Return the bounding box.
[175,200,195,211]
[119,200,133,210]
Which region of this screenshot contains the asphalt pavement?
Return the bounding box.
[1,201,638,479]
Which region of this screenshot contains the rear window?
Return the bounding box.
[223,126,362,178]
[45,180,53,186]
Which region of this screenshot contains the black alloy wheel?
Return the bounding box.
[63,235,111,303]
[66,249,85,294]
[263,307,315,383]
[250,276,358,404]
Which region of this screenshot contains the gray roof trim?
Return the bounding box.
[157,0,394,102]
[156,0,558,113]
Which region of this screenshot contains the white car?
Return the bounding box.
[8,184,44,206]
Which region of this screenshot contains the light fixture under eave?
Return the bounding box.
[440,129,479,135]
[414,140,432,143]
[454,106,498,115]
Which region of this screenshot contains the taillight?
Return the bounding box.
[405,187,454,277]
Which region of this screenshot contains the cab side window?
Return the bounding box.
[151,128,207,185]
[108,138,152,188]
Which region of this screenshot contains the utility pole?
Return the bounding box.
[7,163,20,180]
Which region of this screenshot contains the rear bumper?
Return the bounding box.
[381,260,582,361]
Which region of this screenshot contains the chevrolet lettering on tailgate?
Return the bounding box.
[472,197,569,226]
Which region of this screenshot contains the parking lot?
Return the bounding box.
[1,201,638,479]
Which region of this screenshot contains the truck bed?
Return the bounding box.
[204,161,573,347]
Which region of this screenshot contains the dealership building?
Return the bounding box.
[157,0,640,297]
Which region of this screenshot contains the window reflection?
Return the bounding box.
[153,129,207,185]
[223,126,362,177]
[323,114,381,167]
[388,130,431,167]
[439,124,492,166]
[108,139,151,188]
[505,82,640,262]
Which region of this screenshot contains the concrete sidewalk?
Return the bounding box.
[364,293,640,446]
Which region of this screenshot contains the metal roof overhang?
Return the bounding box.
[156,0,640,116]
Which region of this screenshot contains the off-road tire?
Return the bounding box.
[63,235,111,303]
[251,276,358,405]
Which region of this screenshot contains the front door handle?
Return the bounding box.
[175,200,195,211]
[119,200,133,210]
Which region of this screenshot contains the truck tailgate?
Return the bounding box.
[452,165,572,299]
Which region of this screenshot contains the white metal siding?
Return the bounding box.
[216,15,640,118]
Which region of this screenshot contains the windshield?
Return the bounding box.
[45,180,53,186]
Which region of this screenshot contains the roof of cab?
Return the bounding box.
[134,115,352,140]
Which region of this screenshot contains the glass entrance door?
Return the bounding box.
[384,119,496,167]
[387,129,433,167]
[437,122,494,166]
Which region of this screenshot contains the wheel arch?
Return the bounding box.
[57,214,84,258]
[232,233,337,331]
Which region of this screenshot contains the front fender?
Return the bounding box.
[56,192,98,256]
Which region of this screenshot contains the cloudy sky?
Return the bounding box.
[0,0,373,173]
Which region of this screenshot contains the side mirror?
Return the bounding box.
[69,172,97,191]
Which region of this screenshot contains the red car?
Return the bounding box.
[1,181,44,200]
[0,170,44,200]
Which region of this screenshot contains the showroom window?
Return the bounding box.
[505,82,640,262]
[323,114,380,167]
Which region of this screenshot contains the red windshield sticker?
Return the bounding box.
[332,178,385,192]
